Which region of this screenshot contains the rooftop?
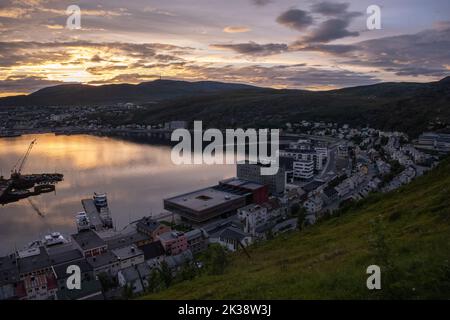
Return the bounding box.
[17,246,51,275]
[165,187,244,212]
[112,245,143,261]
[140,241,166,260]
[86,252,118,269]
[71,230,106,251]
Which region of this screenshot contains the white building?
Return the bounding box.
[303,196,323,214]
[293,159,314,180]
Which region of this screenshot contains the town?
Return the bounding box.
[0,119,449,300]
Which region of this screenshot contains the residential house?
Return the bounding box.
[157,231,188,256]
[185,229,209,255]
[136,217,171,241]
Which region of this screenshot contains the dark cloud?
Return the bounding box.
[311,2,351,16]
[303,18,359,43]
[293,24,450,78]
[0,75,69,93]
[211,42,288,56]
[182,63,379,89]
[276,9,314,31]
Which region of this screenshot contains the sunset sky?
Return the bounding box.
[0,0,449,96]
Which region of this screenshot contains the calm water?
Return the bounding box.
[0,133,235,255]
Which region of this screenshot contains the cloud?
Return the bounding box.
[251,0,272,6]
[276,9,314,31]
[0,75,68,93]
[223,26,251,33]
[210,42,288,56]
[294,24,450,78]
[311,2,351,16]
[180,63,379,89]
[303,18,359,43]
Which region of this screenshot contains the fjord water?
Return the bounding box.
[0,134,235,255]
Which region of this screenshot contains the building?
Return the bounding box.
[140,241,166,261]
[211,226,252,252]
[17,247,52,280]
[112,245,145,270]
[157,231,188,255]
[237,204,269,236]
[118,263,152,295]
[237,162,285,194]
[164,186,247,224]
[185,229,209,254]
[71,230,108,258]
[303,196,323,214]
[52,259,103,300]
[86,252,120,276]
[164,121,188,130]
[136,217,171,241]
[16,274,58,300]
[219,178,269,204]
[293,159,314,180]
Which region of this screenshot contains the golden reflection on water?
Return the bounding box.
[0,133,235,254]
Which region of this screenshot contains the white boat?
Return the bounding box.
[43,232,68,247]
[76,211,90,232]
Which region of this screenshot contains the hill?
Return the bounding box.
[0,80,258,106]
[1,76,449,137]
[142,158,450,299]
[130,76,450,137]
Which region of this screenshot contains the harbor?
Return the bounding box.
[0,139,63,205]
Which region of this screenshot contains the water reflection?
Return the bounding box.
[0,133,235,255]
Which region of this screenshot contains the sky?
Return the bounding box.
[0,0,449,96]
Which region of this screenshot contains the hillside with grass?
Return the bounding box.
[142,159,450,299]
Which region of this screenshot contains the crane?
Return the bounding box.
[11,139,37,178]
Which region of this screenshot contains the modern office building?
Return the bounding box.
[236,162,285,195]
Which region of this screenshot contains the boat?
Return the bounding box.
[43,232,68,247]
[76,211,91,232]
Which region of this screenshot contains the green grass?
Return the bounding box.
[142,159,450,299]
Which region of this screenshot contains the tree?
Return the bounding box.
[203,244,229,275]
[179,261,197,281]
[297,206,307,231]
[146,269,165,293]
[160,261,173,288]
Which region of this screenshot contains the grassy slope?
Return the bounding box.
[143,159,450,299]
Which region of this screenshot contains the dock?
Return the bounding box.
[81,199,104,231]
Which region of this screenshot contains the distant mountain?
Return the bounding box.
[127,76,450,137]
[0,79,259,107]
[1,76,449,137]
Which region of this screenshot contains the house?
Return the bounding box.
[303,196,323,214]
[136,217,171,241]
[211,227,252,252]
[112,245,145,270]
[237,204,269,236]
[163,250,194,276]
[17,246,52,280]
[86,252,120,276]
[117,263,152,294]
[53,258,103,300]
[185,229,209,255]
[157,231,188,256]
[16,274,58,300]
[71,230,107,258]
